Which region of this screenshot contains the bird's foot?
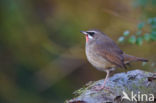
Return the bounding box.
[92,85,109,91]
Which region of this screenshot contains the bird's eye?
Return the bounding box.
[86,32,95,36]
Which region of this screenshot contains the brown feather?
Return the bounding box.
[93,35,126,69]
[123,54,148,64]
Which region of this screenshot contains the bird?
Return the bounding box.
[81,29,148,90]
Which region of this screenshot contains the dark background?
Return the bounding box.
[0,0,156,103]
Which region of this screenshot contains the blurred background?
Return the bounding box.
[0,0,156,103]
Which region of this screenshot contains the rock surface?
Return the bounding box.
[65,70,156,103]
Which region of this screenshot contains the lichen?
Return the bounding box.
[73,81,94,96]
[66,70,156,103]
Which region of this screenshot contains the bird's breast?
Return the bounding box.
[85,45,115,71]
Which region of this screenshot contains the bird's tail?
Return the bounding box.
[137,58,148,62]
[123,54,148,64]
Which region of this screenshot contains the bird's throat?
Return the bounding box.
[86,35,89,42]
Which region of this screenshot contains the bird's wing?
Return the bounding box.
[94,39,126,68]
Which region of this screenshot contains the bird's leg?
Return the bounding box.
[102,70,110,88]
[93,70,110,91]
[100,70,110,89]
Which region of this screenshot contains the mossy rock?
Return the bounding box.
[66,70,156,103]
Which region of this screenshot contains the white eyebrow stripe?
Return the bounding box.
[87,30,97,33]
[88,35,93,39]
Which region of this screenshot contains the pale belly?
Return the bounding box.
[86,48,116,71]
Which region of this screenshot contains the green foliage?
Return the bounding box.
[133,0,156,7]
[118,17,156,45]
[118,0,156,45]
[138,22,145,30]
[144,33,150,41]
[123,30,130,36]
[151,31,156,40]
[128,35,136,44]
[118,36,125,43]
[136,37,143,45]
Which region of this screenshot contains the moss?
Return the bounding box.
[66,70,156,103]
[73,81,94,96]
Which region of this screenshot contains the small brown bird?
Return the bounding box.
[81,29,148,90]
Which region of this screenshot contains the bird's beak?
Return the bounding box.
[80,31,88,35]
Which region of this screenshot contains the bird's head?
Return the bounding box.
[80,29,103,42]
